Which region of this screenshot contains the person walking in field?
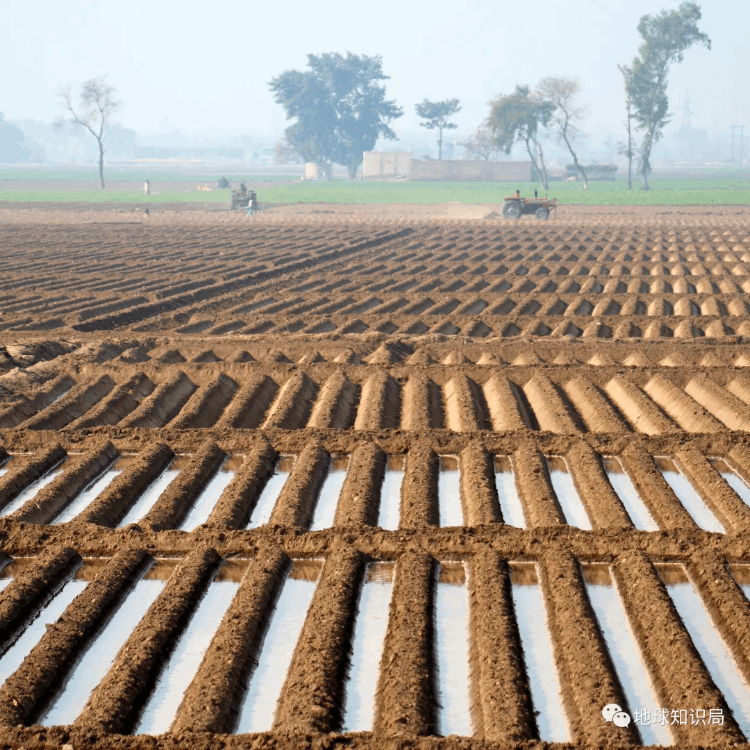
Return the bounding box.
[143,180,151,196]
[534,188,538,198]
[246,190,258,218]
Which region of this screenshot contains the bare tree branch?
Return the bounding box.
[537,76,589,189]
[57,76,120,189]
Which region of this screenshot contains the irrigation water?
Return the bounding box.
[342,562,394,731]
[135,562,243,734]
[602,456,659,531]
[235,560,322,733]
[117,460,180,527]
[180,455,244,530]
[309,455,349,530]
[40,561,168,726]
[711,458,750,508]
[730,564,750,606]
[434,561,471,736]
[377,456,404,530]
[581,563,671,746]
[438,456,462,527]
[0,565,87,687]
[0,460,66,517]
[510,562,570,742]
[494,455,525,528]
[655,458,725,533]
[246,455,295,528]
[656,564,750,737]
[53,456,130,524]
[546,456,592,529]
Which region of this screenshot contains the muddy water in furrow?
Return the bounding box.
[53,455,134,524]
[494,455,525,528]
[342,562,394,731]
[711,459,750,508]
[135,564,242,735]
[730,564,750,601]
[0,564,88,685]
[40,560,170,726]
[309,456,349,530]
[546,456,592,529]
[377,456,404,530]
[180,455,243,530]
[602,456,659,530]
[0,564,12,592]
[656,564,750,737]
[0,460,66,517]
[435,562,471,737]
[246,456,295,529]
[655,457,725,532]
[581,563,671,746]
[510,562,570,742]
[236,560,322,733]
[117,460,180,527]
[438,456,462,527]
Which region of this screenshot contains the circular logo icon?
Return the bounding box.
[613,711,632,728]
[602,704,622,723]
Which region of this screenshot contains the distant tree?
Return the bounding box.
[57,76,120,189]
[270,52,403,180]
[0,113,30,163]
[617,64,635,190]
[628,2,710,190]
[537,76,589,189]
[488,85,554,189]
[415,98,461,160]
[459,123,498,160]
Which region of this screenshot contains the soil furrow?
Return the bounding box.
[374,551,436,737]
[11,441,119,525]
[140,441,226,530]
[0,548,149,726]
[273,546,364,732]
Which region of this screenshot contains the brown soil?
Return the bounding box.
[1,203,750,749]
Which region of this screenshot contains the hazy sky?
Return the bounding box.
[5,0,748,143]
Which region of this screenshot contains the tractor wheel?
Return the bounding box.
[503,201,522,219]
[535,207,549,220]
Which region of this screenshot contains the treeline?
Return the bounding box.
[272,2,710,190]
[4,3,709,191]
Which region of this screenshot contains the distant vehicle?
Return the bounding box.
[230,184,250,211]
[503,195,557,220]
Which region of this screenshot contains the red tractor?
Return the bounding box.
[503,195,557,220]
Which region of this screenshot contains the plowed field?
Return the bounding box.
[1,203,750,750]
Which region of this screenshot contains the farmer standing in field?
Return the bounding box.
[143,179,151,196]
[246,190,258,218]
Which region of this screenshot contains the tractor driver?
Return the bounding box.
[514,189,521,199]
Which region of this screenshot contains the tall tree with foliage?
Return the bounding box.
[617,64,635,190]
[488,85,554,189]
[415,99,461,159]
[57,77,120,189]
[270,53,403,180]
[628,2,710,190]
[537,76,589,189]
